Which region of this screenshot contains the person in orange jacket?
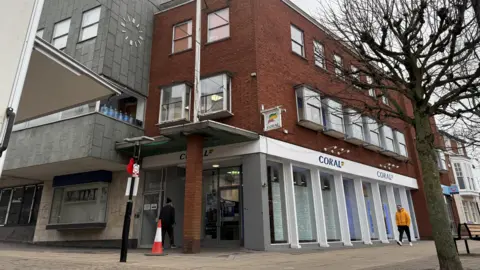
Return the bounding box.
[395,205,412,246]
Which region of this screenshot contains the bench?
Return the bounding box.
[454,223,480,254]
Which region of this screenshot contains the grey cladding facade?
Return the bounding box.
[37,0,156,96]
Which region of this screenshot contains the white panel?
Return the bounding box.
[334,173,352,246]
[399,187,416,242]
[354,179,372,244]
[311,169,329,247]
[371,182,389,243]
[283,161,300,248]
[386,185,399,240]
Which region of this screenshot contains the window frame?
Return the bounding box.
[36,29,44,39]
[291,25,305,57]
[457,142,465,156]
[436,149,447,171]
[394,130,408,157]
[333,54,344,79]
[313,40,325,69]
[454,163,466,190]
[382,95,389,105]
[158,83,191,124]
[79,6,101,42]
[52,18,71,50]
[0,184,43,226]
[207,8,230,43]
[200,73,232,115]
[350,65,360,88]
[322,98,344,134]
[172,20,193,53]
[296,86,323,127]
[344,108,364,140]
[381,125,395,152]
[366,76,376,98]
[363,117,381,147]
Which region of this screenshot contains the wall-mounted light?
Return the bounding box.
[379,163,400,171]
[324,146,338,154]
[212,164,219,168]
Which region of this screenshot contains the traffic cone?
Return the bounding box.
[145,220,166,256]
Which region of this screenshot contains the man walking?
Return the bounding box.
[395,205,412,246]
[159,198,176,248]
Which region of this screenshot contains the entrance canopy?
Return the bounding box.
[15,38,121,123]
[116,121,259,157]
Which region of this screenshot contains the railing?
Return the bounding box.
[13,102,143,132]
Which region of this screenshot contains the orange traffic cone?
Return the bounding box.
[145,220,166,256]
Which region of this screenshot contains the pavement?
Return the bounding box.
[0,241,479,269]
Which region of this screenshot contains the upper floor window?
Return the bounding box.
[394,131,408,157]
[454,163,466,189]
[159,84,191,124]
[52,18,71,50]
[172,20,192,53]
[296,86,322,129]
[444,135,452,150]
[382,95,389,105]
[291,25,304,57]
[79,7,101,42]
[200,73,232,116]
[344,109,364,141]
[457,142,465,156]
[36,29,44,39]
[208,8,230,43]
[350,65,359,87]
[380,125,395,152]
[333,54,344,78]
[436,150,447,171]
[322,98,344,134]
[313,41,325,68]
[363,117,381,147]
[366,76,375,97]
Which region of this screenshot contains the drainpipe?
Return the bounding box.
[193,0,202,123]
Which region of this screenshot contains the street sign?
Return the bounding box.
[133,163,140,178]
[125,177,139,197]
[449,185,460,195]
[262,106,283,132]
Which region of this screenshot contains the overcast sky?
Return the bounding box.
[291,0,321,15]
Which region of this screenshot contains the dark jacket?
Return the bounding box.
[159,203,175,227]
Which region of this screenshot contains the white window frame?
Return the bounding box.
[322,98,344,133]
[380,125,395,152]
[344,108,364,140]
[363,117,381,147]
[79,6,101,42]
[394,130,408,157]
[333,54,344,79]
[382,95,389,105]
[207,8,230,43]
[291,25,305,57]
[172,20,193,53]
[200,73,232,115]
[159,84,191,124]
[457,142,465,156]
[52,18,71,50]
[454,163,466,190]
[350,65,360,88]
[313,41,325,68]
[296,86,323,127]
[436,150,447,171]
[444,136,452,152]
[366,76,375,98]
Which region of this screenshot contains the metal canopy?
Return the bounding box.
[116,121,259,157]
[15,38,121,123]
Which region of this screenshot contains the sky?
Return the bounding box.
[291,0,322,16]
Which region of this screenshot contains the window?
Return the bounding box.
[322,98,344,134]
[436,150,447,171]
[366,76,375,97]
[350,65,360,87]
[207,8,230,42]
[394,130,408,157]
[313,41,325,68]
[321,172,341,241]
[344,178,362,241]
[382,95,389,105]
[200,73,231,115]
[363,182,379,240]
[345,109,364,141]
[293,167,317,242]
[159,84,191,123]
[333,54,344,78]
[291,25,304,57]
[36,29,44,39]
[457,142,465,156]
[363,117,381,147]
[296,86,322,128]
[267,161,288,243]
[79,7,101,42]
[100,94,146,127]
[454,163,466,189]
[444,136,452,151]
[381,125,395,152]
[52,18,71,50]
[0,184,43,226]
[49,183,108,225]
[172,20,192,53]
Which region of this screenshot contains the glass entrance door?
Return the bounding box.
[203,167,241,246]
[139,170,166,248]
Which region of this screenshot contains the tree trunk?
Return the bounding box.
[414,112,463,270]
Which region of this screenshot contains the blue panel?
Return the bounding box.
[52,170,112,187]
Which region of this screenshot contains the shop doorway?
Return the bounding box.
[139,170,166,248]
[203,167,242,247]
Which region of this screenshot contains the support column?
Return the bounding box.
[334,173,352,246]
[399,187,416,242]
[183,135,204,253]
[371,182,389,243]
[354,179,372,245]
[311,169,329,247]
[386,185,399,241]
[283,162,300,249]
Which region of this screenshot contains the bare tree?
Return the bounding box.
[314,0,480,269]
